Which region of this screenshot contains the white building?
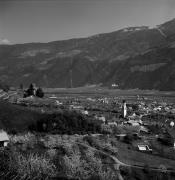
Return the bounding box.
[81,110,89,115]
[137,144,152,151]
[122,100,127,118]
[0,130,9,147]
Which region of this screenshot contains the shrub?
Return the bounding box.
[36,87,44,98]
[0,148,56,179]
[10,132,36,144]
[158,133,174,146]
[123,133,134,144]
[12,153,56,179]
[33,111,102,135]
[0,150,11,173]
[61,148,107,180]
[101,124,113,134]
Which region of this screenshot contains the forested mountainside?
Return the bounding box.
[0,19,175,90]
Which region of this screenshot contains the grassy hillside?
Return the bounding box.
[0,100,101,134]
[0,100,42,132]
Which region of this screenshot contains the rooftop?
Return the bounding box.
[0,130,9,142]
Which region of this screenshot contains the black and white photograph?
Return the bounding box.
[0,0,175,179]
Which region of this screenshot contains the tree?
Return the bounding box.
[123,133,134,144]
[36,87,44,98]
[26,83,36,96]
[158,132,174,146]
[0,81,9,92]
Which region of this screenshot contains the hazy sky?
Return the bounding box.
[1,0,175,44]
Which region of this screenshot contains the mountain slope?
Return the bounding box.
[0,19,175,90]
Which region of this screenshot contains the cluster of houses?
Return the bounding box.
[58,95,175,153]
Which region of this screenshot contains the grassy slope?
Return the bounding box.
[0,100,42,132]
[116,141,175,169]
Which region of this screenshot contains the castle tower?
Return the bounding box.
[122,100,127,118]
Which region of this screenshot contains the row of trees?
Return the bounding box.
[29,110,102,134]
[23,83,44,98]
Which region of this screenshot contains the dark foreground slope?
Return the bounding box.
[0,19,175,90]
[0,100,101,134]
[0,101,41,132]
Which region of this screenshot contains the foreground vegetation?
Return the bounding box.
[0,133,174,180]
[1,134,117,180]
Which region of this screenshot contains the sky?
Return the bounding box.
[0,0,175,44]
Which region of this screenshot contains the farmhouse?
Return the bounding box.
[137,144,152,151]
[0,130,9,147]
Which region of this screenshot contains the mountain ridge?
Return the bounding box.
[0,19,175,90]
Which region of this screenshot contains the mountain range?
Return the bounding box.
[0,19,175,90]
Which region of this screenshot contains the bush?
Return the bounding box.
[0,81,9,92]
[32,111,102,135]
[36,87,44,98]
[101,124,113,134]
[123,133,134,144]
[14,153,56,179]
[0,150,11,173]
[61,147,117,180]
[0,148,57,179]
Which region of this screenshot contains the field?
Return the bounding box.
[44,87,175,103]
